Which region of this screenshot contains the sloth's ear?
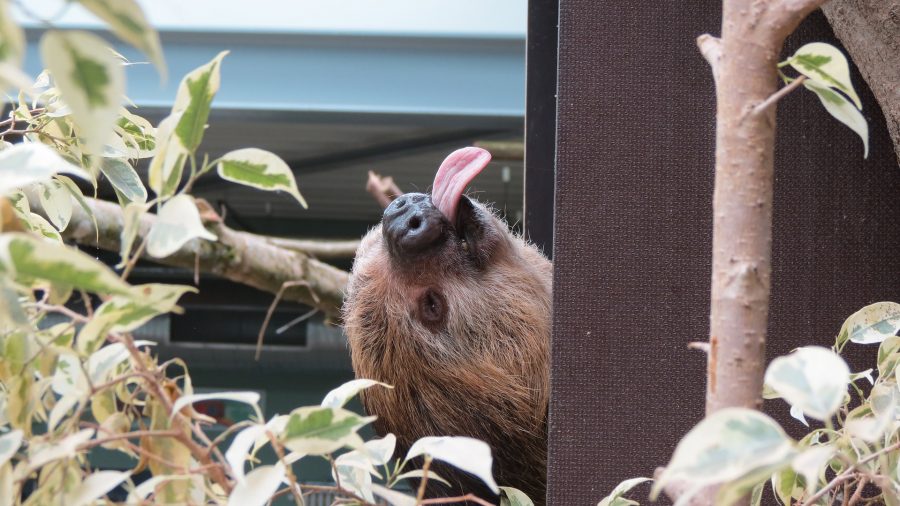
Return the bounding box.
[456,196,501,269]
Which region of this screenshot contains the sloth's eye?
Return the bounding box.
[417,289,446,328]
[460,238,470,254]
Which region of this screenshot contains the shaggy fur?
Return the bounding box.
[343,197,551,504]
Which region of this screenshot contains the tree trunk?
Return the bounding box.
[822,0,900,166]
[676,1,827,503]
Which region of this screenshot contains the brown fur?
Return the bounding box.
[343,198,551,504]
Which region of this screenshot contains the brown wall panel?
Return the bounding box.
[547,2,899,504]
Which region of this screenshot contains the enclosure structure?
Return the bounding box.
[533,1,900,503]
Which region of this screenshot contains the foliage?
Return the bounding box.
[598,301,900,506]
[0,2,526,505]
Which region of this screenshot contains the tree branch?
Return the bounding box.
[366,170,402,209]
[29,195,349,319]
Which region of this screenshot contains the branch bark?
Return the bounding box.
[366,170,402,209]
[29,195,349,319]
[822,0,900,166]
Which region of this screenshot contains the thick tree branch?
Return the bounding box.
[29,196,349,319]
[263,237,360,260]
[822,0,900,165]
[366,170,402,209]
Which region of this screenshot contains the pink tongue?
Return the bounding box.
[431,147,492,222]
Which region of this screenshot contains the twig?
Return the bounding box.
[687,342,711,353]
[255,280,317,360]
[801,441,900,506]
[751,76,807,116]
[268,430,304,506]
[275,308,319,335]
[419,494,495,506]
[848,477,867,506]
[366,170,402,209]
[78,429,182,450]
[416,456,432,503]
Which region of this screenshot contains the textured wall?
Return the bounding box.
[546,3,900,504]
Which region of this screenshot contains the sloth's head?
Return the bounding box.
[343,147,551,370]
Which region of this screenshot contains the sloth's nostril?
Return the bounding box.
[408,216,421,230]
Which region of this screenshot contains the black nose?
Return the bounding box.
[382,193,446,259]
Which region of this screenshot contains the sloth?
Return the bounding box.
[343,147,551,504]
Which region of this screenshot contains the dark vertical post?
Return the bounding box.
[523,0,559,258]
[546,1,900,504]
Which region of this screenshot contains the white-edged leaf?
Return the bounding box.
[395,468,453,488]
[147,112,186,197]
[850,368,875,386]
[406,436,499,494]
[146,195,217,258]
[803,78,868,159]
[37,179,73,231]
[789,406,809,427]
[170,391,262,423]
[652,409,794,500]
[225,424,266,483]
[322,379,393,409]
[791,446,833,495]
[172,51,227,152]
[597,477,650,506]
[765,346,850,420]
[846,383,898,442]
[501,487,534,506]
[86,340,154,384]
[362,433,397,466]
[878,336,900,379]
[335,459,375,503]
[127,475,189,502]
[55,175,97,235]
[790,42,861,110]
[0,0,24,66]
[839,302,900,347]
[227,463,284,506]
[217,148,307,208]
[26,429,94,472]
[67,470,130,506]
[77,0,165,78]
[40,30,125,156]
[100,158,147,203]
[23,211,61,242]
[0,430,22,468]
[0,143,89,195]
[281,406,373,456]
[371,484,416,506]
[117,202,148,267]
[0,232,131,295]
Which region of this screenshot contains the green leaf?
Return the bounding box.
[217,148,307,208]
[226,463,285,506]
[99,158,147,203]
[838,302,900,348]
[40,31,125,156]
[789,43,861,110]
[23,212,62,242]
[38,178,73,231]
[172,51,228,153]
[597,478,650,506]
[76,0,165,78]
[0,232,131,296]
[652,409,795,501]
[802,78,868,159]
[0,143,90,196]
[501,486,536,506]
[0,278,27,332]
[321,378,392,409]
[146,195,217,258]
[406,436,500,494]
[764,346,850,421]
[771,467,799,506]
[115,108,156,158]
[846,383,897,442]
[147,113,186,198]
[281,406,374,456]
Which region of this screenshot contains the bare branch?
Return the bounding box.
[367,170,402,209]
[264,237,360,259]
[29,195,349,319]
